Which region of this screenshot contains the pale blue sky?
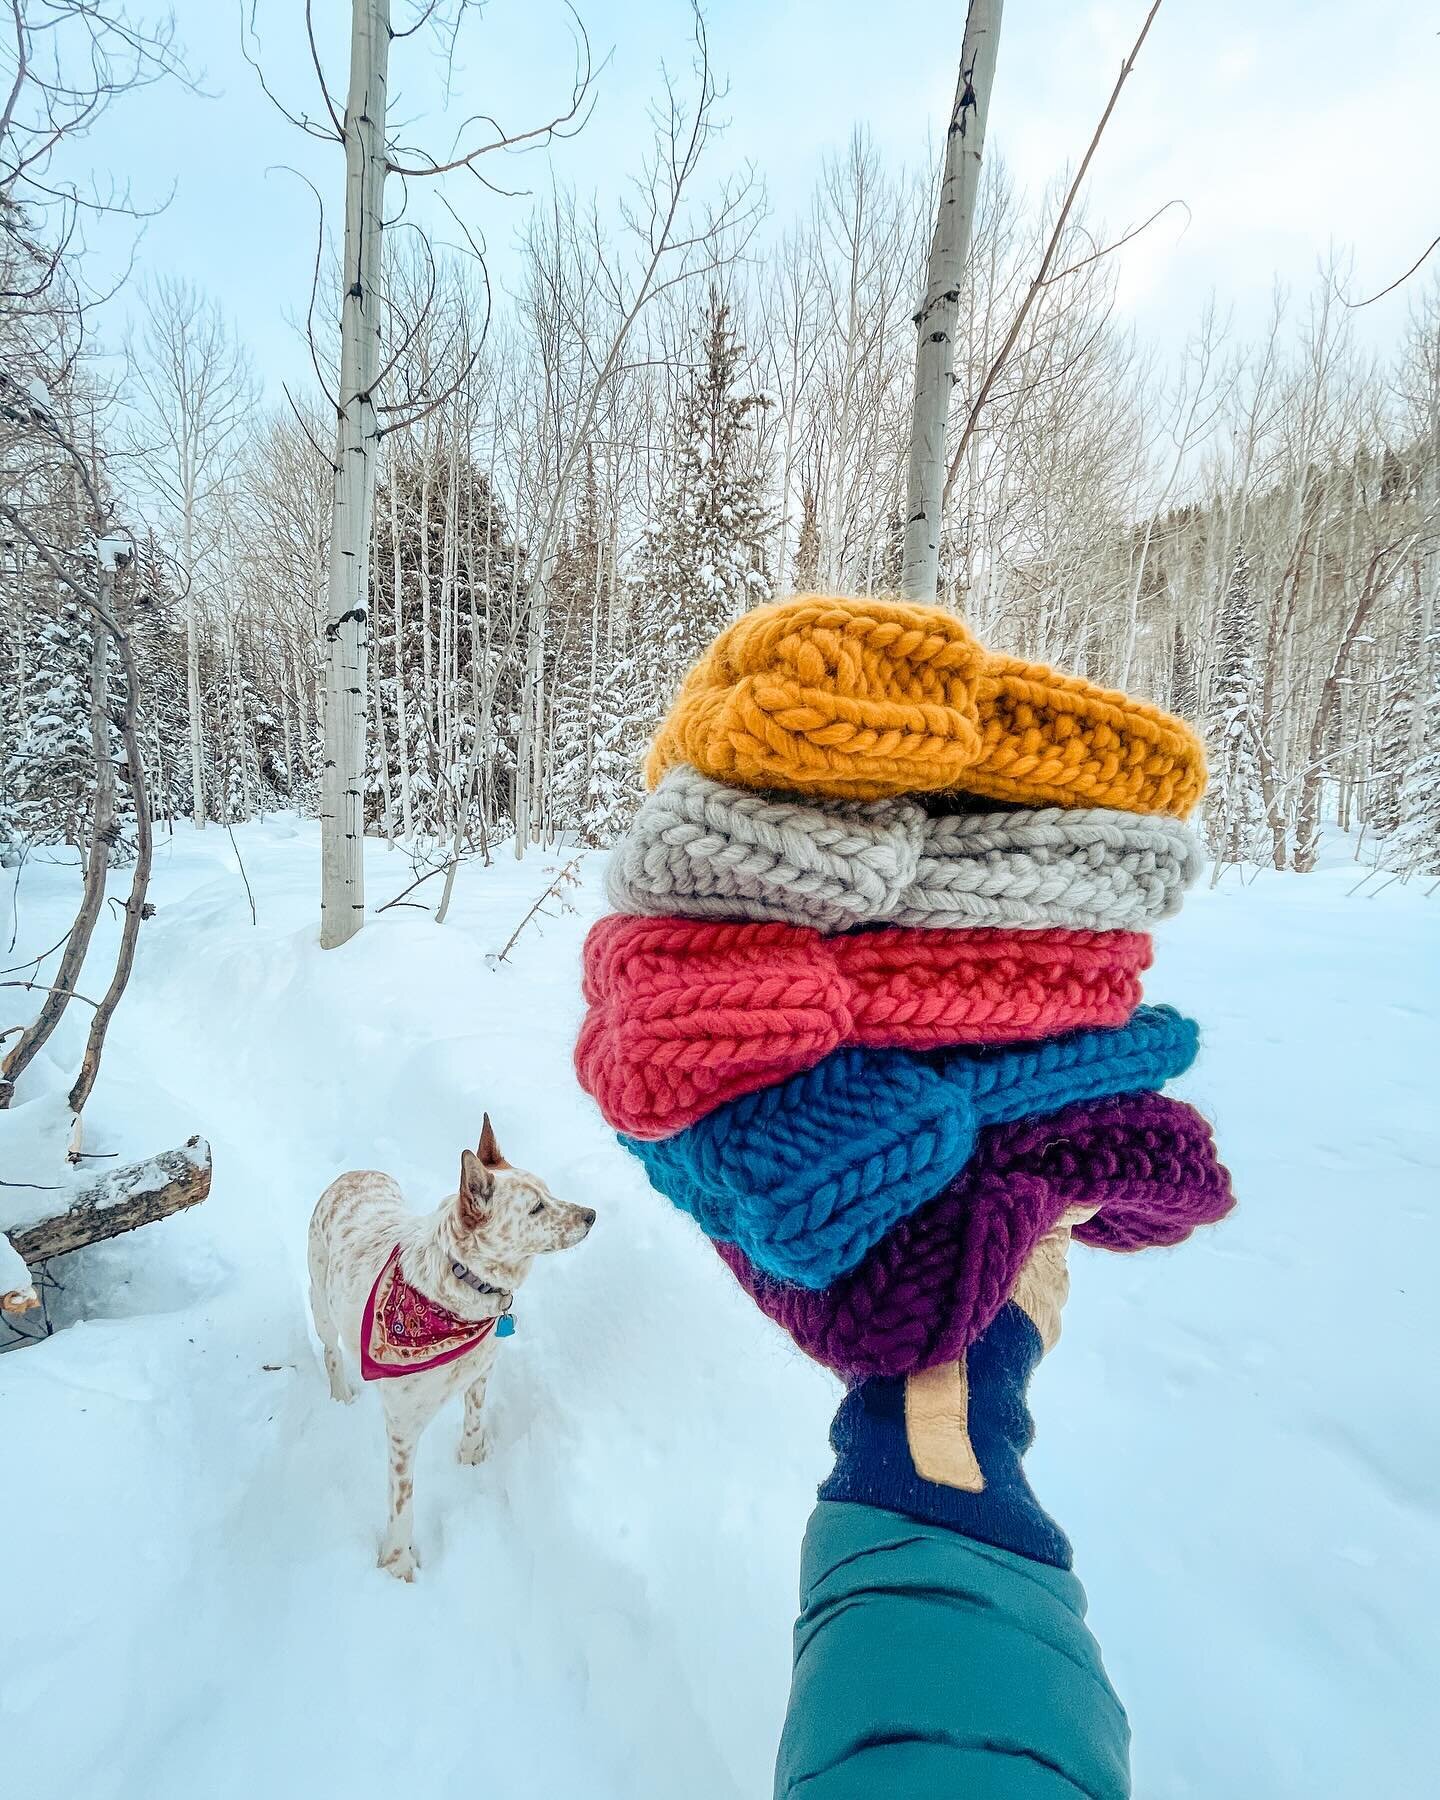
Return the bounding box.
[68,0,1440,391]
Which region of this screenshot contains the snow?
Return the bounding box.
[93,533,130,570]
[1,819,1436,1798]
[0,1233,34,1299]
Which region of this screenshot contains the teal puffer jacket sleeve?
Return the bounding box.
[774,1501,1131,1800]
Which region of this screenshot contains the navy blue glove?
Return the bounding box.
[817,1204,1091,1568]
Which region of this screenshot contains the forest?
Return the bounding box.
[3,3,1437,906]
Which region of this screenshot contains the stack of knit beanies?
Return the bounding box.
[576,595,1233,1379]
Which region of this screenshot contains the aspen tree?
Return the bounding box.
[900,0,1002,603]
[320,0,390,949]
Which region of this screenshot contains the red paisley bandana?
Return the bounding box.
[360,1245,500,1381]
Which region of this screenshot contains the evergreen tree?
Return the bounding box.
[207,645,286,823]
[3,602,135,864]
[1204,548,1265,866]
[3,606,94,852]
[578,634,648,846]
[1391,622,1440,875]
[1393,736,1440,875]
[547,455,609,836]
[1371,609,1421,843]
[131,601,193,828]
[631,289,772,702]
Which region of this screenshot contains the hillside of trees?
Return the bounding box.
[4,35,1437,888]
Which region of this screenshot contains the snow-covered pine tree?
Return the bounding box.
[578,633,648,846]
[630,288,772,707]
[0,590,25,860]
[546,455,608,838]
[1392,736,1440,875]
[207,639,286,824]
[130,599,194,831]
[1370,607,1421,844]
[3,605,95,853]
[3,600,136,866]
[1204,548,1266,867]
[1391,619,1440,875]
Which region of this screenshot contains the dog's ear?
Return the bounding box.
[457,1148,494,1229]
[477,1112,507,1169]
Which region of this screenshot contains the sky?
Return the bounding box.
[58,0,1440,396]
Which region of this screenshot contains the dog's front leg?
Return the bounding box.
[378,1403,423,1581]
[458,1371,492,1465]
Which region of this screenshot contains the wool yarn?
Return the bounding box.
[716,1093,1233,1379]
[579,914,1152,1138]
[608,764,1205,933]
[623,1004,1199,1289]
[646,595,1207,816]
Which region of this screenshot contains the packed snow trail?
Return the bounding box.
[1,820,1436,1798]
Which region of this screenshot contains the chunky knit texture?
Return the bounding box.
[609,764,1206,933]
[716,1094,1234,1378]
[578,914,1152,1138]
[623,1005,1199,1289]
[646,595,1207,816]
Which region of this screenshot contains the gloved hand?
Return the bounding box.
[816,1202,1094,1569]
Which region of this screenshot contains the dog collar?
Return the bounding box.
[451,1259,512,1308]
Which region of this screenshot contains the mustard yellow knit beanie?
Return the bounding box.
[646,595,1206,816]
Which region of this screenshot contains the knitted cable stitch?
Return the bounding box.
[622,1004,1199,1289]
[716,1093,1234,1379]
[608,764,1205,933]
[578,914,1152,1138]
[645,595,1207,816]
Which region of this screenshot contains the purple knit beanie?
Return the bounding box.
[716,1091,1233,1379]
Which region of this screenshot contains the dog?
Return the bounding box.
[307,1115,594,1580]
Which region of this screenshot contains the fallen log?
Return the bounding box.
[5,1136,212,1273]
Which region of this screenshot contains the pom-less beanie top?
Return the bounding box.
[716,1092,1234,1379]
[645,595,1207,816]
[622,1004,1199,1290]
[609,765,1205,934]
[578,914,1152,1138]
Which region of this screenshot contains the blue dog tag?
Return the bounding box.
[496,1314,516,1338]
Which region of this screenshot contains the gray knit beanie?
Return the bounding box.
[606,765,1204,933]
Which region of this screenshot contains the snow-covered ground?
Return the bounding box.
[1,819,1436,1799]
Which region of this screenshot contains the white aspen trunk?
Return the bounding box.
[320,0,390,949]
[900,0,1003,604]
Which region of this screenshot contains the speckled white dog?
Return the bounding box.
[308,1117,594,1580]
